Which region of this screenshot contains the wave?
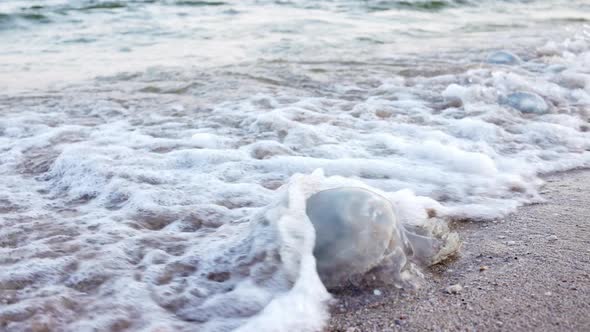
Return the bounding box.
[1,29,589,330]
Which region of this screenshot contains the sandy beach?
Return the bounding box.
[328,169,590,331]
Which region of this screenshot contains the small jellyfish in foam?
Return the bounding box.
[306,187,439,288]
[502,91,549,114]
[486,51,522,65]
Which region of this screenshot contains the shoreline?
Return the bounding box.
[327,169,590,331]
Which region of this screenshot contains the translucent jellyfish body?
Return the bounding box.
[305,187,439,288]
[503,91,549,114]
[487,50,522,65]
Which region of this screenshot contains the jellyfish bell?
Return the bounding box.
[502,91,549,114]
[305,187,395,287]
[486,50,522,65]
[305,187,440,288]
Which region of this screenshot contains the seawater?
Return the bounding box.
[0,0,589,331]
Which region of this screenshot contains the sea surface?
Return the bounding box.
[1,0,589,331]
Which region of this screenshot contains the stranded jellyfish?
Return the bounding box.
[487,50,522,65]
[306,187,438,288]
[503,91,549,114]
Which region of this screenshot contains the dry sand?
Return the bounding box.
[327,169,590,332]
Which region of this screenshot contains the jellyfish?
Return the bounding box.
[487,51,522,65]
[305,187,440,288]
[502,91,549,114]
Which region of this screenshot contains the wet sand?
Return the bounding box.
[328,169,590,332]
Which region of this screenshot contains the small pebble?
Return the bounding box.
[545,291,552,296]
[373,289,382,296]
[506,241,516,246]
[446,284,463,294]
[548,235,558,242]
[480,266,489,271]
